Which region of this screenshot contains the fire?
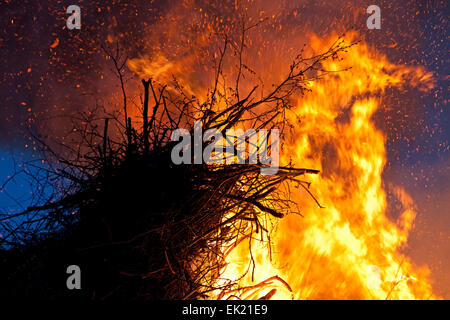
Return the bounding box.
[127,22,436,298]
[212,32,436,300]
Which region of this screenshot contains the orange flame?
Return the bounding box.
[211,32,436,300]
[128,28,437,299]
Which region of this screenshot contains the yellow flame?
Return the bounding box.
[213,32,436,300]
[128,28,436,299]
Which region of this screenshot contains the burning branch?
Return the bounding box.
[0,23,353,300]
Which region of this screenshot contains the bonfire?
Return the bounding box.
[0,9,438,300]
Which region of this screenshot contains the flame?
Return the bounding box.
[127,23,436,298]
[212,32,436,300]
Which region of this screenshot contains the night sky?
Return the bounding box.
[0,0,448,297]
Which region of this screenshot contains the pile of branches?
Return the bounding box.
[0,30,351,300]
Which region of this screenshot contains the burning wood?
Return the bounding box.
[0,21,351,300]
[0,1,442,302]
